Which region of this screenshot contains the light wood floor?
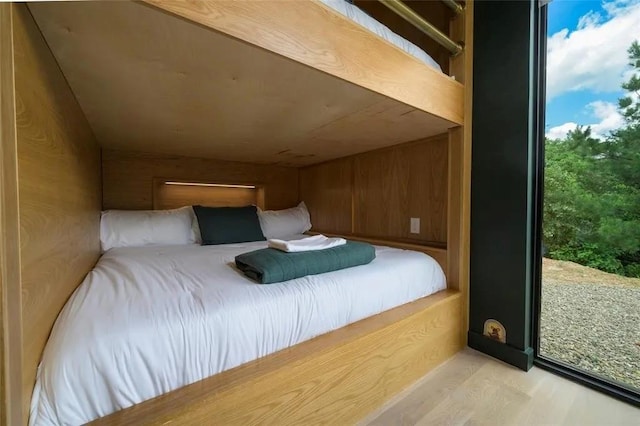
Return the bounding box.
[360,348,639,426]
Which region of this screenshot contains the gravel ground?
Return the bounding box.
[540,259,640,390]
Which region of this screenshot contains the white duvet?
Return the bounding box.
[29,237,445,425]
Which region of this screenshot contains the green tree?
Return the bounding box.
[618,41,640,124]
[543,40,640,277]
[609,40,640,189]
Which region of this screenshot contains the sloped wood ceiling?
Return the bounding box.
[28,1,454,166]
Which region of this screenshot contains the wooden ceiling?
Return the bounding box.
[29,1,455,167]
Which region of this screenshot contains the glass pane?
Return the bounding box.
[541,0,640,392]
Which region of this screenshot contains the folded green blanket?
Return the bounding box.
[235,241,376,284]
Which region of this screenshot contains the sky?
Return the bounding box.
[545,0,640,140]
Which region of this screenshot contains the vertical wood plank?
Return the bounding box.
[300,157,353,234]
[354,146,409,238]
[302,135,449,245]
[448,0,473,343]
[0,4,22,425]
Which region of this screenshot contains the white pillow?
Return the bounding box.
[258,202,312,239]
[185,206,202,244]
[100,206,197,252]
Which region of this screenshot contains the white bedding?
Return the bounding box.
[29,237,446,425]
[319,0,443,72]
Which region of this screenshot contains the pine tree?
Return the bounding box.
[609,40,640,190]
[618,41,640,124]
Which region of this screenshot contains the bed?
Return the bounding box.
[30,237,446,425]
[1,1,473,424]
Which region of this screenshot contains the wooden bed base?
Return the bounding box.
[92,290,463,425]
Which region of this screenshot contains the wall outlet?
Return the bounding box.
[410,217,420,234]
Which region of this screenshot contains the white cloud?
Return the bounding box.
[547,121,579,140]
[588,100,625,137]
[546,0,640,100]
[546,101,625,139]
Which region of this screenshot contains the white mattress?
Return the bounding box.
[29,237,446,425]
[319,0,443,72]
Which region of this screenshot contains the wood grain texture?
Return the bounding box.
[354,0,453,75]
[29,1,456,167]
[446,1,473,344]
[0,5,22,426]
[361,349,640,426]
[92,290,463,426]
[152,179,259,210]
[12,4,102,423]
[143,0,464,124]
[461,1,473,338]
[299,158,353,234]
[448,2,466,84]
[302,135,448,245]
[103,150,298,211]
[447,127,463,294]
[366,137,447,244]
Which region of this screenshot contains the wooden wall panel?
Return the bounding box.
[406,139,449,242]
[103,150,299,211]
[354,147,408,238]
[12,4,103,424]
[301,135,448,246]
[153,180,259,210]
[299,158,353,234]
[354,137,448,244]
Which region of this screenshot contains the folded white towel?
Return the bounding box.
[268,234,347,253]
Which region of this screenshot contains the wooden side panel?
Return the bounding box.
[446,1,473,342]
[93,290,463,426]
[300,135,448,246]
[299,158,353,234]
[12,4,103,423]
[103,150,298,211]
[354,148,408,239]
[447,1,473,342]
[447,127,463,293]
[143,0,464,125]
[0,4,21,426]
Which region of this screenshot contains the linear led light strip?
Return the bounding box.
[164,181,256,189]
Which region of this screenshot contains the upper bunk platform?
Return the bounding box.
[28,0,464,167]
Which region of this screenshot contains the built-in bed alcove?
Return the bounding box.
[0,1,472,424]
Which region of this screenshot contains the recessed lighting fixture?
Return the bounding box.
[164,181,256,189]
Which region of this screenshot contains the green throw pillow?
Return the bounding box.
[193,205,266,245]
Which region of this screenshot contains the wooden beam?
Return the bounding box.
[447,0,473,344]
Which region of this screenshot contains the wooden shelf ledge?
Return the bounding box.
[308,230,448,272]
